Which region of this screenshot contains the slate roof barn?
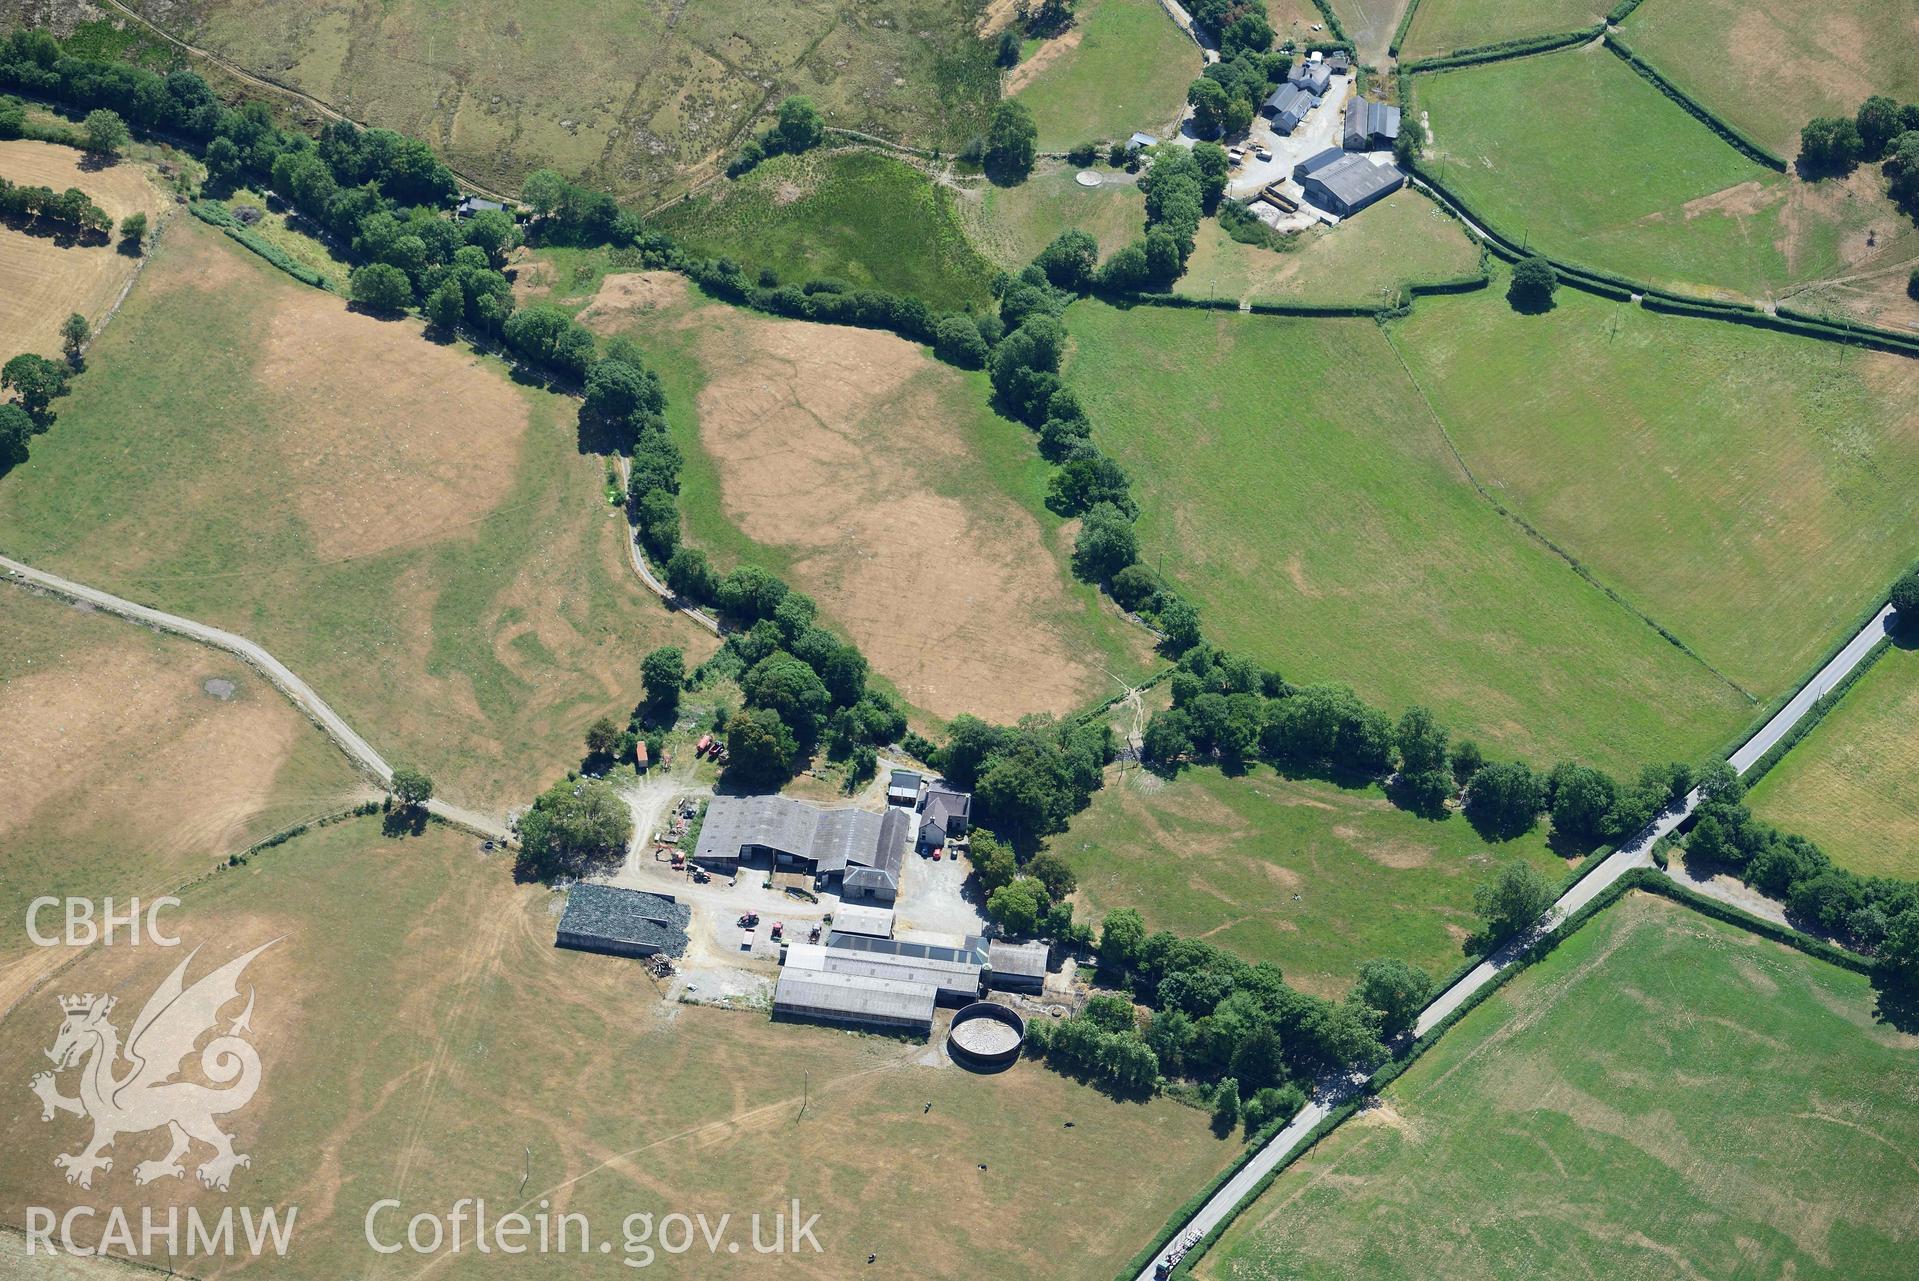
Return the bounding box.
[1297,153,1406,217]
[1262,84,1319,134]
[1344,98,1402,151]
[692,796,908,903]
[987,940,1050,993]
[555,884,691,958]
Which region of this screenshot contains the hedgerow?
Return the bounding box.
[1602,35,1787,170]
[1400,25,1602,73]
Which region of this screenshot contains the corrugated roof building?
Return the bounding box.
[1298,153,1405,217]
[772,969,936,1035]
[693,796,908,903]
[987,940,1050,993]
[1344,99,1402,151]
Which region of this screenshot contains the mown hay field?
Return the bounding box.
[1415,44,1889,301]
[104,0,999,199]
[653,149,997,311]
[1399,0,1604,60]
[0,585,367,1011]
[1005,0,1199,152]
[1059,763,1567,999]
[1392,281,1919,702]
[1619,0,1919,159]
[0,215,715,816]
[1329,0,1411,65]
[1200,892,1919,1281]
[1746,644,1919,879]
[0,139,169,359]
[1177,188,1482,306]
[0,817,1239,1281]
[1064,299,1752,775]
[570,270,1157,725]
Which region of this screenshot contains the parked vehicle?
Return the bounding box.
[737,913,760,927]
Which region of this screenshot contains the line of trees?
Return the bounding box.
[0,174,111,236]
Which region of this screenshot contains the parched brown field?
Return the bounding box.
[0,584,367,1013]
[0,139,168,359]
[0,217,715,814]
[0,818,1236,1280]
[578,271,1155,723]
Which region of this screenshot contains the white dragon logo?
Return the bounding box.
[29,941,275,1192]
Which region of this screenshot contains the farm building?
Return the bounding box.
[824,931,987,1002]
[1326,51,1352,76]
[832,903,896,938]
[1262,84,1319,134]
[772,968,936,1036]
[916,786,972,850]
[886,768,923,806]
[987,940,1050,994]
[1127,132,1159,152]
[1287,62,1332,96]
[1296,151,1405,217]
[693,796,909,903]
[454,195,506,218]
[554,884,691,958]
[1344,98,1402,151]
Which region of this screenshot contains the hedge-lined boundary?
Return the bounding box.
[188,199,335,291]
[1400,24,1601,73]
[1155,866,1878,1278]
[1112,1104,1302,1281]
[1738,638,1891,786]
[1304,0,1352,49]
[1634,874,1874,975]
[1388,0,1423,57]
[1404,149,1919,358]
[1605,0,1649,21]
[1603,35,1787,170]
[1157,868,1646,1279]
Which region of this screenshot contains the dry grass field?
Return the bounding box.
[575,270,1156,724]
[1399,0,1605,60]
[0,215,715,815]
[1747,645,1919,878]
[1178,188,1482,306]
[0,139,168,359]
[0,817,1239,1280]
[0,585,367,1014]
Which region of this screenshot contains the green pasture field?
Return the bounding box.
[654,149,997,311]
[1747,643,1919,879]
[1391,281,1919,702]
[1415,45,1866,300]
[955,164,1147,269]
[95,0,998,199]
[1178,188,1481,306]
[1063,299,1752,775]
[1059,764,1567,999]
[1399,0,1604,60]
[0,817,1240,1281]
[1619,0,1919,158]
[1200,892,1919,1280]
[1008,0,1199,152]
[0,216,715,816]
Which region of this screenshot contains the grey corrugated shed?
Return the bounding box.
[694,795,895,874]
[990,939,1051,989]
[1294,146,1346,180]
[832,904,896,938]
[819,950,981,1002]
[555,884,691,957]
[1300,154,1405,215]
[773,969,936,1031]
[827,932,989,966]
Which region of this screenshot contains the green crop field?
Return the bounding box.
[0,817,1240,1281]
[1063,299,1752,774]
[1058,765,1568,999]
[1007,0,1199,152]
[1178,188,1482,306]
[93,0,998,199]
[1619,0,1919,158]
[956,164,1147,269]
[1399,0,1604,60]
[1747,644,1919,879]
[1415,45,1874,300]
[1391,281,1919,702]
[654,149,997,311]
[0,216,715,816]
[1201,892,1919,1281]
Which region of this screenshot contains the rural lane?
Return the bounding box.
[613,457,722,637]
[1132,600,1899,1281]
[0,553,511,842]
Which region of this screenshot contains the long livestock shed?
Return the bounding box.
[772,969,937,1035]
[555,884,691,958]
[692,795,908,902]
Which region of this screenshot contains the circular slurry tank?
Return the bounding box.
[947,1002,1025,1072]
